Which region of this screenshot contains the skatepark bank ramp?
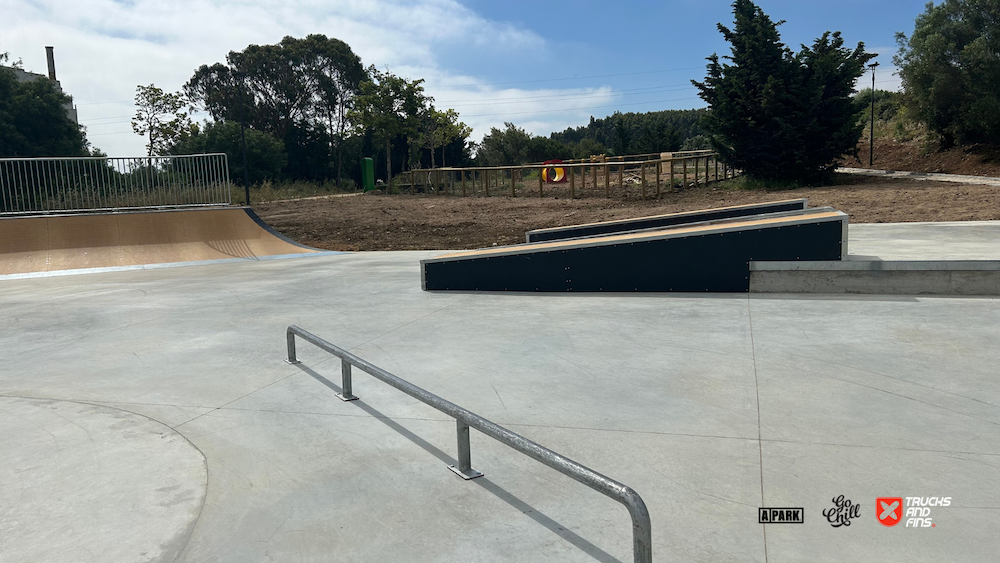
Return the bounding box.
[0,207,321,277]
[422,207,848,292]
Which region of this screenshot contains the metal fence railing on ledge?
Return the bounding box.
[0,153,232,216]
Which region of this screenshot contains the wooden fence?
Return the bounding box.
[394,151,737,199]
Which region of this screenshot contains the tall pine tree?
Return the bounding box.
[694,0,874,181]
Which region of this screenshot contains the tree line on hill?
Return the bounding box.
[474,109,711,167]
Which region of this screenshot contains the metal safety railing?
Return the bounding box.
[0,153,232,215]
[285,325,652,563]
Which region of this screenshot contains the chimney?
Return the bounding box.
[45,46,56,81]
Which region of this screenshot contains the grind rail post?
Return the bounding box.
[284,325,652,563]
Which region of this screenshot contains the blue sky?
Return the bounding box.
[2,0,926,156]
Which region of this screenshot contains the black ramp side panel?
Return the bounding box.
[526,199,808,242]
[424,220,843,292]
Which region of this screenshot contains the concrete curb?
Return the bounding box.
[837,167,1000,186]
[750,259,1000,295]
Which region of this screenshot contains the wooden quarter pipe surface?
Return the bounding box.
[0,207,317,276]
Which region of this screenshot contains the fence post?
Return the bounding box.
[618,163,624,192]
[604,164,610,198]
[683,157,688,188]
[655,160,661,198]
[640,162,647,200]
[538,166,543,198]
[510,168,515,197]
[570,166,575,198]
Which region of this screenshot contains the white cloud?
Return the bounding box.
[4,0,589,156]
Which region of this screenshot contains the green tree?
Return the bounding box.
[184,35,366,184]
[0,65,89,157]
[693,0,873,181]
[432,109,471,168]
[171,120,287,186]
[292,34,366,184]
[895,0,1000,147]
[349,66,429,188]
[477,122,532,166]
[132,84,192,156]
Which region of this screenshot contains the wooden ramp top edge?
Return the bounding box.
[428,210,846,262]
[524,198,809,236]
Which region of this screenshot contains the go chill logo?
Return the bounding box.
[877,497,950,528]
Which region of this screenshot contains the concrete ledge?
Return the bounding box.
[750,260,1000,295]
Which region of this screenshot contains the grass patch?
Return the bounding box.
[233,179,357,205]
[715,176,802,191]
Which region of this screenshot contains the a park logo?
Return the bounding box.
[877,497,903,527]
[822,495,861,527]
[758,507,804,524]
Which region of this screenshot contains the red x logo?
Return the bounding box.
[877,497,903,527]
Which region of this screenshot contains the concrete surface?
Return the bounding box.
[0,397,207,563]
[838,167,1000,187]
[1,222,998,563]
[847,221,1000,260]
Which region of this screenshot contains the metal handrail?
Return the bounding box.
[0,153,231,215]
[285,325,652,563]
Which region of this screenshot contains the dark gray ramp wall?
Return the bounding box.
[525,199,808,243]
[423,215,846,292]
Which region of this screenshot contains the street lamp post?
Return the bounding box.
[869,61,879,167]
[237,72,251,206]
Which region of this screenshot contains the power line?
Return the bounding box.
[80,116,133,124]
[438,84,696,106]
[463,95,702,118]
[76,100,134,106]
[448,66,704,87]
[83,121,133,127]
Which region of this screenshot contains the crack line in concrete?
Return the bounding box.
[776,353,1000,411]
[747,296,768,563]
[169,360,331,430]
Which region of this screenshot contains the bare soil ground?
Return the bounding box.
[844,140,1000,176]
[255,175,1000,251]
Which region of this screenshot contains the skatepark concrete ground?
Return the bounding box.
[1,222,998,563]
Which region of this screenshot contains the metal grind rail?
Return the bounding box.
[285,325,652,563]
